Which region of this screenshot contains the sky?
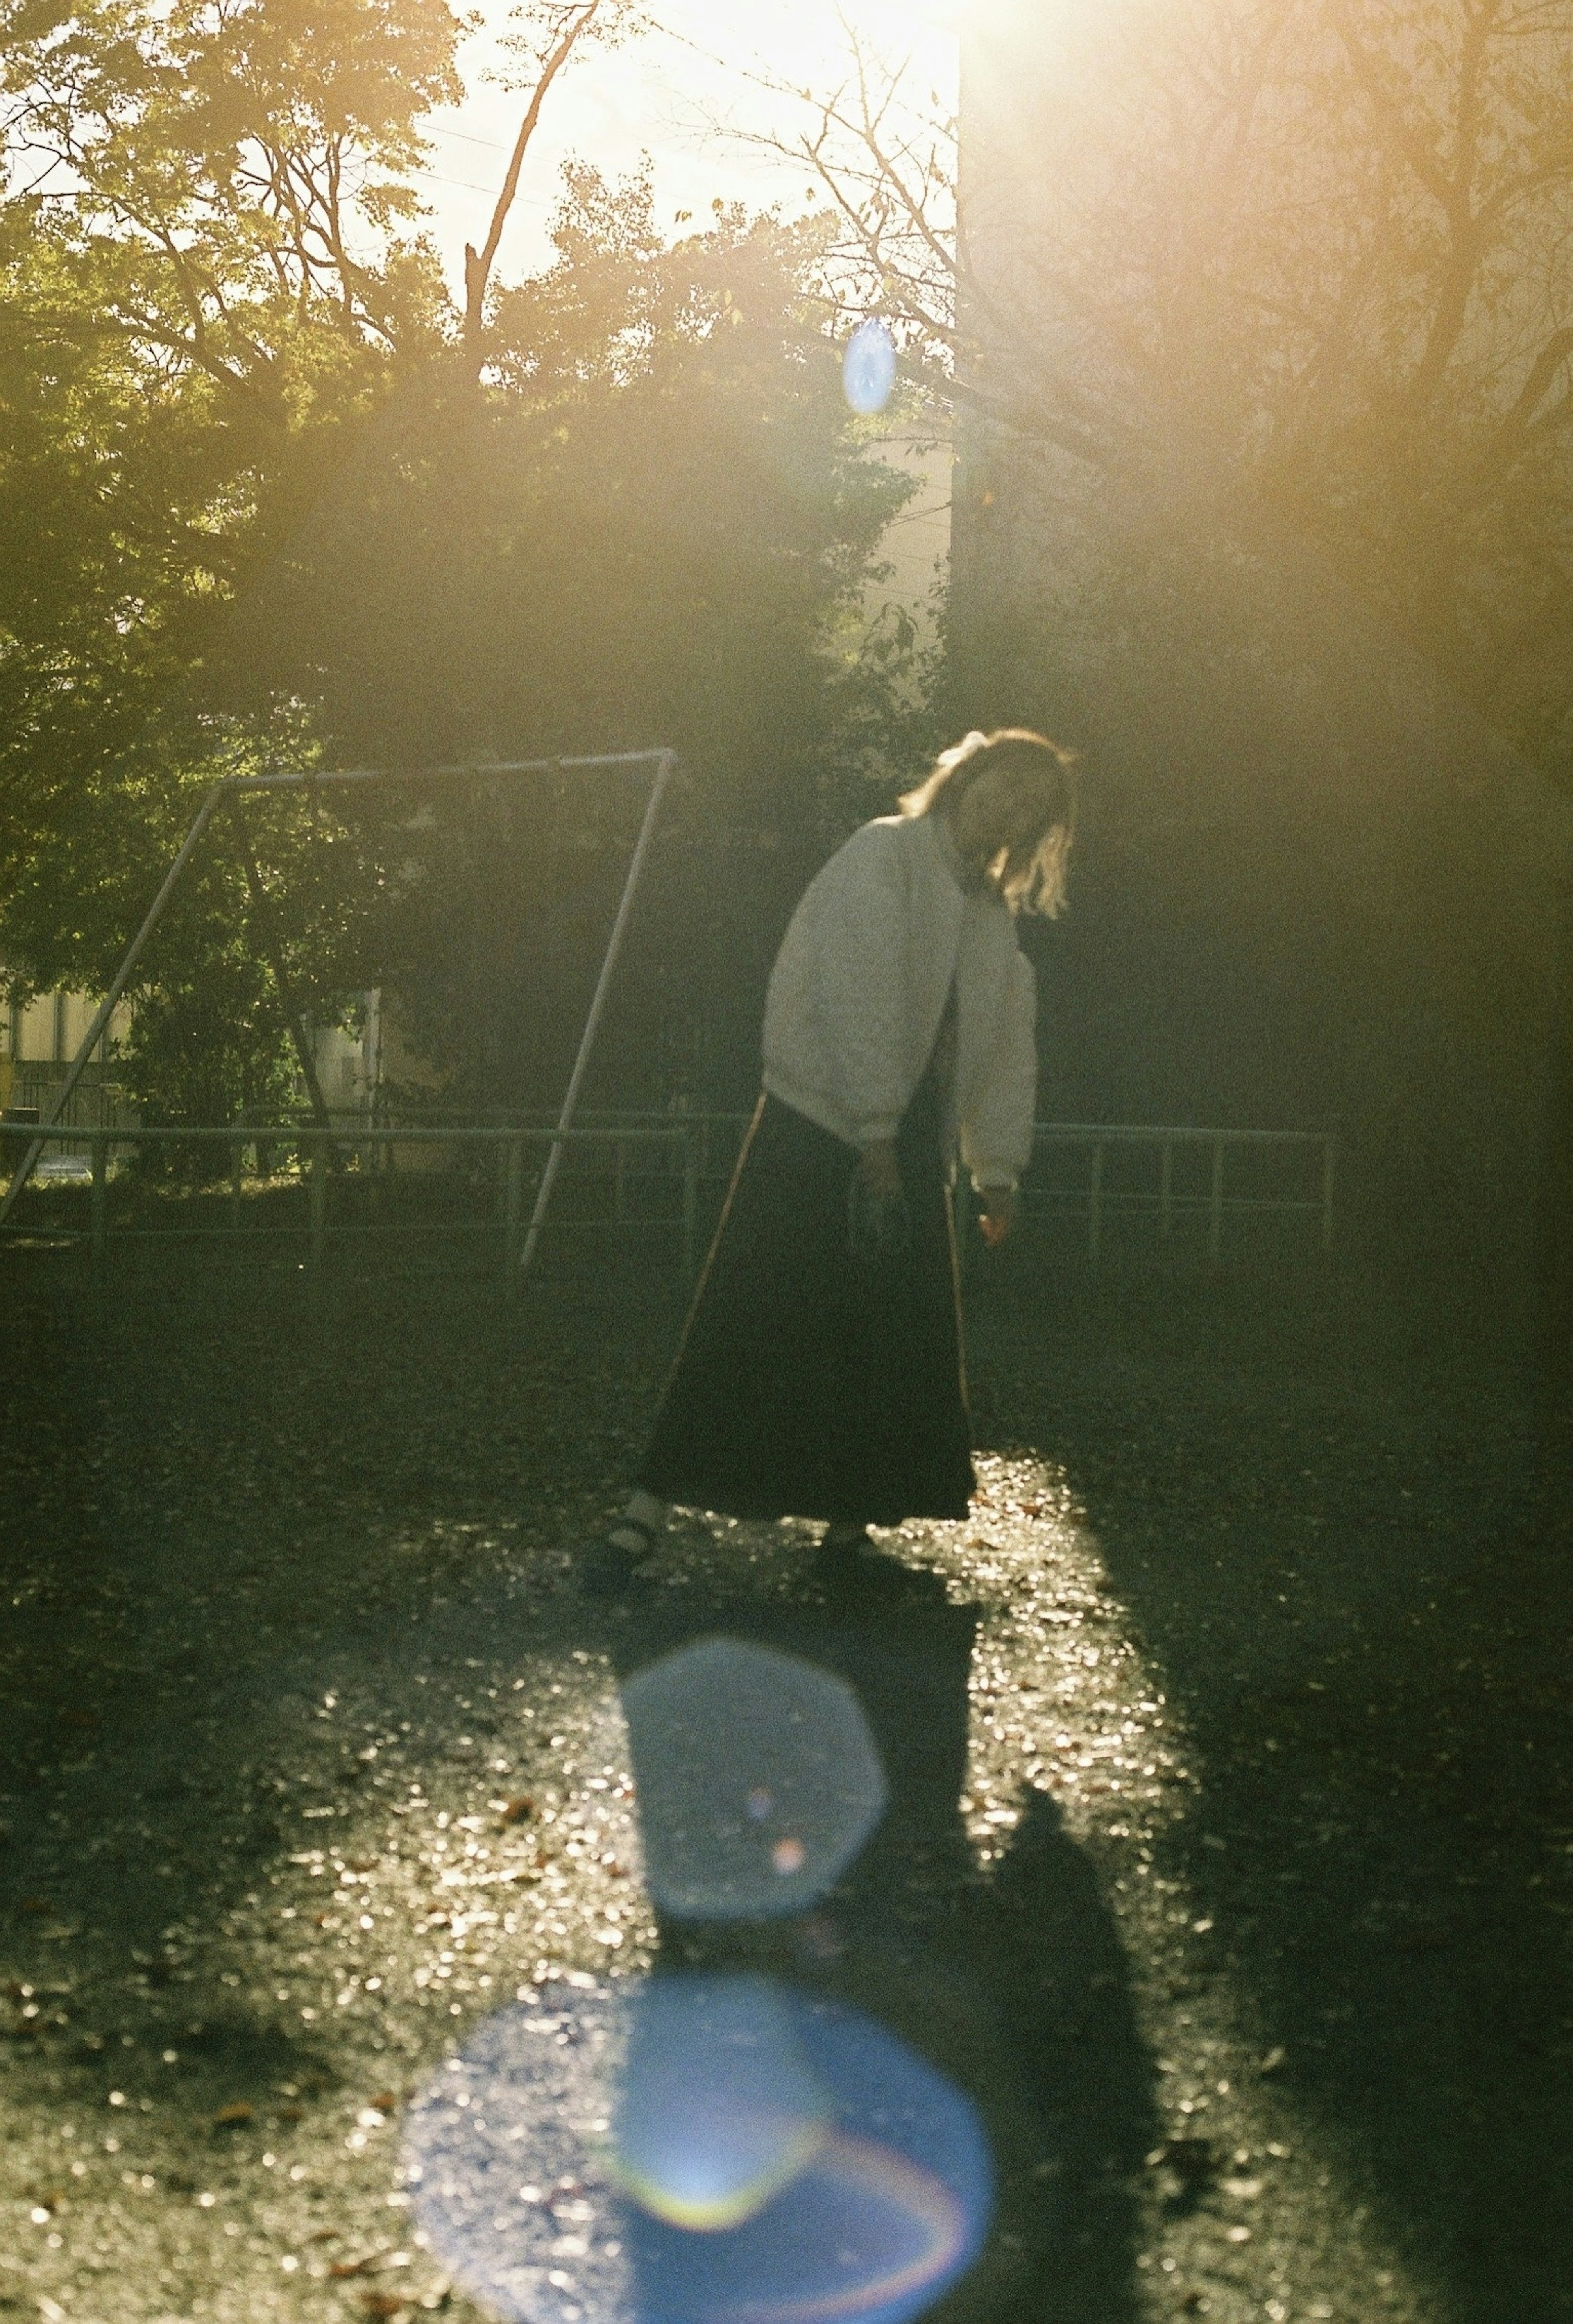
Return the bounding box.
[413,0,959,293]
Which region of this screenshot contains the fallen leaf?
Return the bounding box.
[499,1796,536,1825]
[368,2090,399,2114]
[361,2294,408,2319]
[214,2103,254,2127]
[331,2255,376,2278]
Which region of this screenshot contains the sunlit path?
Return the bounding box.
[0,1266,1565,2322]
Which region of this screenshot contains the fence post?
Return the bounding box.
[308,1138,327,1271]
[1208,1135,1226,1262]
[680,1121,700,1290]
[1321,1134,1337,1254]
[503,1134,526,1283]
[1088,1140,1104,1263]
[90,1135,107,1265]
[1159,1138,1174,1240]
[365,1117,383,1225]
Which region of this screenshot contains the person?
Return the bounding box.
[592,727,1077,1594]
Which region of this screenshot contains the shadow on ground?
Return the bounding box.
[966,1253,1573,2324]
[2,1248,1568,2319]
[0,1257,1156,2321]
[605,1565,1156,2324]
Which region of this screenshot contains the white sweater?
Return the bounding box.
[761,811,1038,1190]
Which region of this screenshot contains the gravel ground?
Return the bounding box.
[1,1246,1568,2324]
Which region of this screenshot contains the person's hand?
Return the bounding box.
[978,1186,1015,1247]
[858,1139,902,1198]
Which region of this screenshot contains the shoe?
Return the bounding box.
[580,1517,660,1601]
[811,1526,904,1599]
[821,1523,876,1555]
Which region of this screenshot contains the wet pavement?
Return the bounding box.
[1,1255,1568,2323]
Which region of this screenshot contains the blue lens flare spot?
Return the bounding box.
[402,1974,993,2324]
[619,1639,887,1920]
[843,319,897,415]
[609,1975,831,2230]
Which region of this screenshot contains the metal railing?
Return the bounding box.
[1027,1123,1337,1261]
[493,1110,1339,1263]
[0,747,677,1253]
[0,1119,696,1283]
[0,1112,1336,1278]
[0,1062,136,1139]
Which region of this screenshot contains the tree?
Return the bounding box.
[236,167,922,1109]
[0,0,673,1123]
[0,0,473,1112]
[459,0,642,376]
[0,0,463,890]
[2,0,927,1126]
[764,0,1573,783]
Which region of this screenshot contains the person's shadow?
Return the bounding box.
[606,1552,1158,2324]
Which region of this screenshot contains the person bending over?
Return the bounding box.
[594,727,1076,1593]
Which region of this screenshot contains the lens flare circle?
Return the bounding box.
[843,320,897,415]
[608,1975,832,2231]
[620,1639,887,1920]
[402,1973,993,2324]
[710,2131,972,2324]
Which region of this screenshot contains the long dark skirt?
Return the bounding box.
[638,1083,975,1527]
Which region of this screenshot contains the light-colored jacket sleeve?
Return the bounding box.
[958,947,1038,1190]
[762,822,913,1147]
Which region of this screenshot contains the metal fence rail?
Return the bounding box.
[2,1112,1335,1277]
[472,1110,1339,1264]
[1027,1123,1337,1262]
[0,1120,695,1283]
[0,747,677,1249]
[0,1064,136,1142]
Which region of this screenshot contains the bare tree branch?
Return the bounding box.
[462,0,605,374]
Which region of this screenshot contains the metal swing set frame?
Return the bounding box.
[0,748,678,1277]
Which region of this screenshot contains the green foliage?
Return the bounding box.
[2,716,388,1127]
[1,0,932,1123]
[0,0,460,903]
[1,0,460,1125]
[243,169,916,809]
[229,168,924,1105]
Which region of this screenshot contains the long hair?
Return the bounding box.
[900,728,1078,916]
